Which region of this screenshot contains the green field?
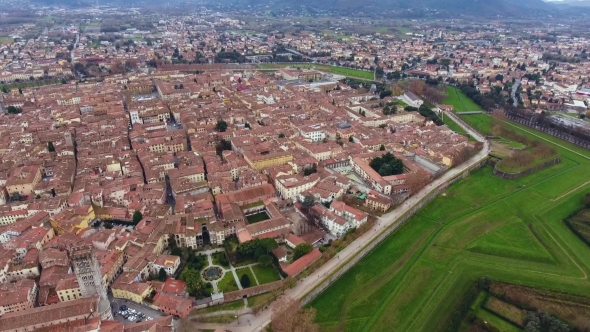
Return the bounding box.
[444,86,482,112]
[309,115,590,332]
[257,63,374,80]
[246,212,270,224]
[442,115,475,141]
[236,267,257,287]
[251,265,281,284]
[218,272,240,293]
[460,113,492,134]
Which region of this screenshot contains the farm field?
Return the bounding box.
[444,86,482,112]
[309,114,590,332]
[257,63,374,80]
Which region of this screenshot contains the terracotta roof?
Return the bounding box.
[0,296,99,331]
[282,249,322,276]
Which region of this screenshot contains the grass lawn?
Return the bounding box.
[193,314,236,324]
[247,292,276,308]
[309,117,590,332]
[251,265,281,284]
[236,267,258,287]
[257,63,374,80]
[0,37,13,44]
[218,272,239,293]
[444,86,482,112]
[246,212,270,224]
[192,300,244,314]
[442,115,475,141]
[460,113,492,134]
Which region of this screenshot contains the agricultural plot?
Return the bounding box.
[444,86,482,112]
[310,117,590,332]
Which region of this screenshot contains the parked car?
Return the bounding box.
[120,305,127,311]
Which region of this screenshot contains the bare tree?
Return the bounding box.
[271,297,320,332]
[405,171,431,195]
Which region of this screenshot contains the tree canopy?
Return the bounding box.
[158,267,167,281]
[179,267,208,297]
[132,210,143,224]
[271,297,319,332]
[215,120,228,132]
[369,152,404,176]
[240,274,251,288]
[6,106,22,114]
[258,254,273,267]
[237,238,278,259]
[293,243,313,260]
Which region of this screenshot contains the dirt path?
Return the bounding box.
[552,180,590,202]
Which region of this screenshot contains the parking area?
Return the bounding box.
[110,296,166,325]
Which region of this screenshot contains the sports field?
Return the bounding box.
[444,86,482,112]
[310,115,590,331]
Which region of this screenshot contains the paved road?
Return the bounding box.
[192,132,491,331]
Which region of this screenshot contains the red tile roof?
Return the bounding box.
[282,249,322,276]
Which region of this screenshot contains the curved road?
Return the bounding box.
[194,117,490,332]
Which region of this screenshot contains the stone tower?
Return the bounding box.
[69,245,113,320]
[64,130,73,147]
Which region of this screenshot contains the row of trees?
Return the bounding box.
[418,104,444,126]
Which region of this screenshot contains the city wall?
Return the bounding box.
[300,157,489,305]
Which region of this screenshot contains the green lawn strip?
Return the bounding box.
[246,292,275,308]
[230,259,257,268]
[474,304,521,332]
[442,114,475,141]
[192,300,244,314]
[246,212,270,224]
[459,113,492,134]
[444,86,482,112]
[257,63,374,80]
[236,266,257,287]
[218,272,240,293]
[310,116,590,331]
[250,265,281,284]
[193,314,236,324]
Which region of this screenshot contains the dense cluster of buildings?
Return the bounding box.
[0,5,587,331]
